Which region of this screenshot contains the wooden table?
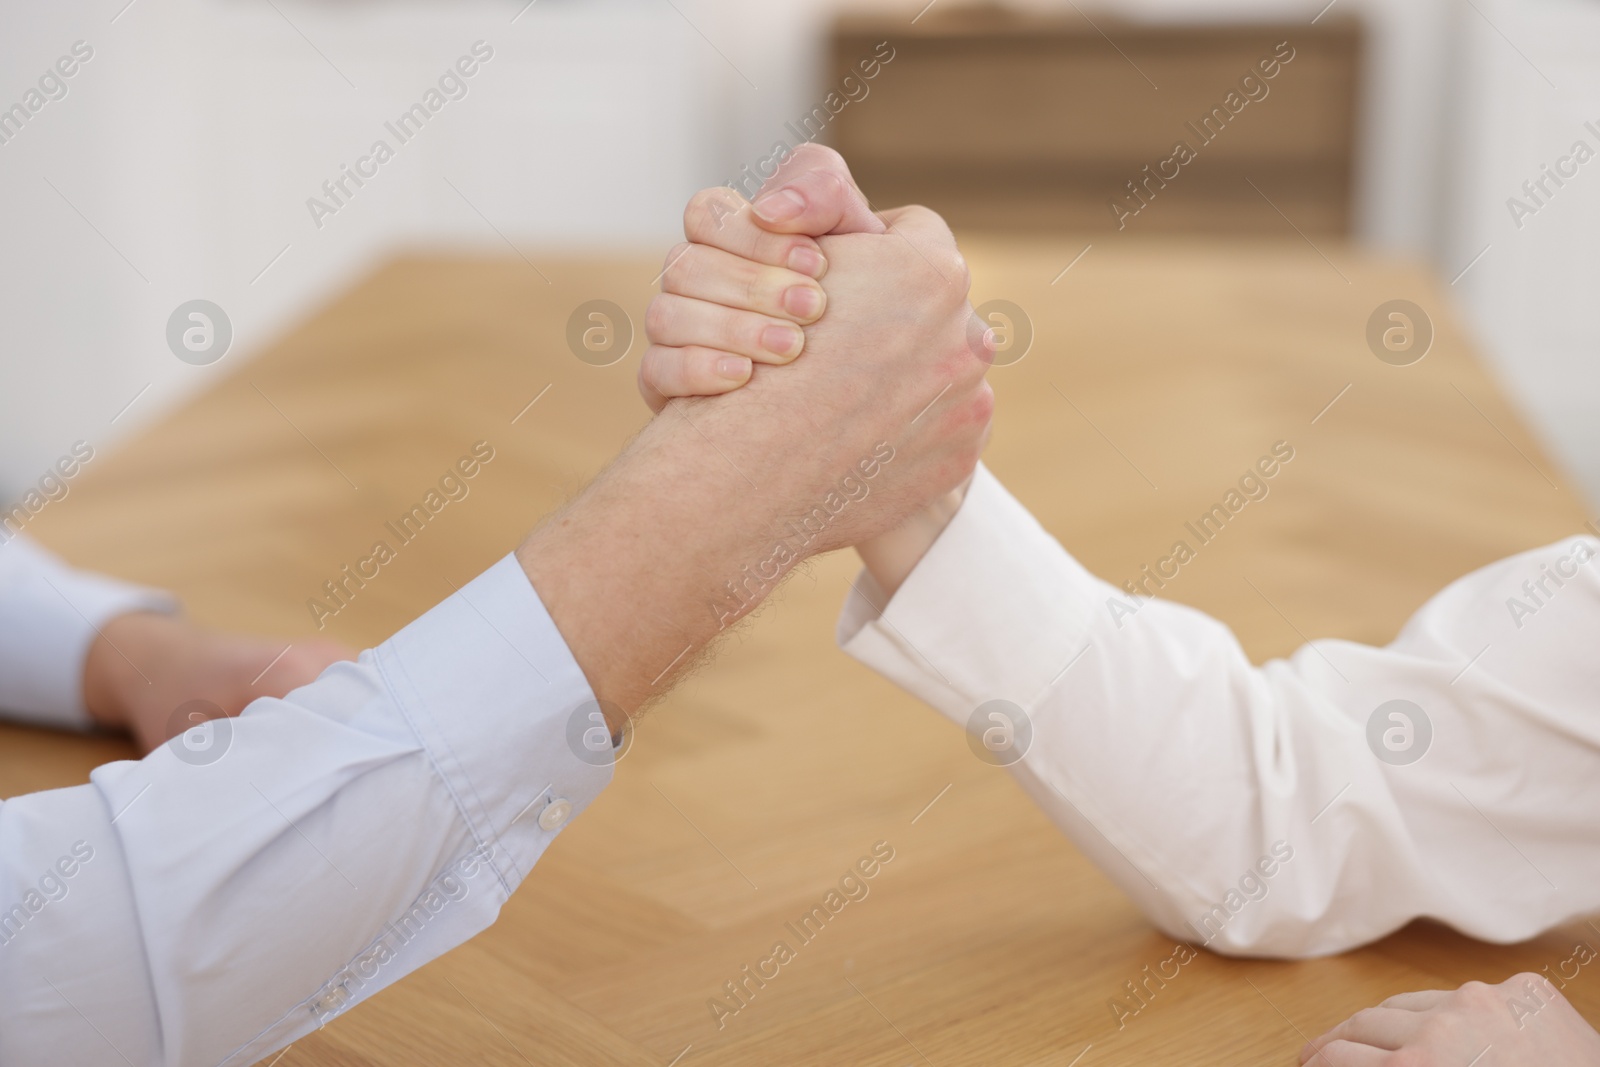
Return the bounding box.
[11,238,1598,1066]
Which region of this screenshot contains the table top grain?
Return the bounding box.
[11,238,1596,1067]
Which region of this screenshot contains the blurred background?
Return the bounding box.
[2,0,1597,507]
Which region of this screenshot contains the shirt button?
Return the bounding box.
[538,798,573,831]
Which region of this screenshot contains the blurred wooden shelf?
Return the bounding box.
[831,9,1362,236]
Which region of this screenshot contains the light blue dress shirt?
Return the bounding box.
[0,538,610,1066]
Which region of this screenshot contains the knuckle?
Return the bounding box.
[683,347,730,390]
[813,168,848,201]
[684,187,741,239]
[644,294,672,339]
[666,348,701,392]
[971,380,996,424]
[636,358,658,401]
[793,141,845,173]
[646,346,686,393]
[1505,973,1558,1003]
[813,143,846,169]
[744,266,767,310]
[742,314,772,354]
[949,252,973,296]
[661,242,693,287]
[682,191,712,234]
[638,346,665,387]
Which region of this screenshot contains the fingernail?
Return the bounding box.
[761,324,803,358]
[788,246,826,278]
[716,355,751,382]
[754,187,806,223]
[784,285,822,319]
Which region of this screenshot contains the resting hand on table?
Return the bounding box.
[82,611,353,753]
[639,145,987,594]
[1301,974,1600,1067]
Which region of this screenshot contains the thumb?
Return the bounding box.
[751,144,887,237]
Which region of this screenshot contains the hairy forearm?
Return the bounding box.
[515,406,799,721]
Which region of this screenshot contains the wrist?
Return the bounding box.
[82,611,170,730]
[855,475,970,598]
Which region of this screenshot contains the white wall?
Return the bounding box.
[1440,0,1600,508]
[0,0,813,495]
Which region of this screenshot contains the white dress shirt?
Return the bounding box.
[0,539,608,1066]
[841,464,1600,958]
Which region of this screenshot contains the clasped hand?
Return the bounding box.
[637,144,994,577]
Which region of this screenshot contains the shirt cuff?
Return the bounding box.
[836,463,1105,724]
[228,553,610,1062]
[372,552,612,895]
[0,535,178,730]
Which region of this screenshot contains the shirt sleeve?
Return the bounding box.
[0,534,178,730]
[0,553,611,1067]
[839,463,1600,958]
